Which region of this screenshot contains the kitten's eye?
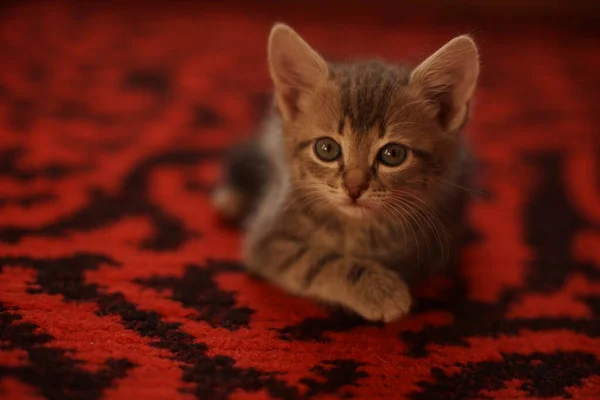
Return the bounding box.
[314,137,341,162]
[378,143,408,166]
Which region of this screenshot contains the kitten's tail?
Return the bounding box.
[211,139,271,225]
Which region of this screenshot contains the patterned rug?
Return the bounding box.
[1,2,599,399]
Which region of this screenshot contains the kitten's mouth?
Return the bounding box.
[338,200,370,218]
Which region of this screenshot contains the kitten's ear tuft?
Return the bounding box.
[410,35,480,132]
[268,23,328,120]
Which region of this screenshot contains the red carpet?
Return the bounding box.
[1,2,600,399]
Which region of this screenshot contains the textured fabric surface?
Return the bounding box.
[1,2,600,399]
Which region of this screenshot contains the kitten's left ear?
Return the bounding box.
[410,35,480,132]
[268,23,329,121]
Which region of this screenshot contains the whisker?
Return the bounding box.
[395,197,434,262]
[398,194,449,264]
[384,200,421,266]
[376,201,408,250]
[423,177,489,198]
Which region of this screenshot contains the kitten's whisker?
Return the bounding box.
[392,190,449,261]
[384,200,421,266]
[405,202,441,260]
[290,191,323,211]
[425,177,488,198]
[397,195,449,264]
[394,197,434,261]
[280,186,324,213]
[377,202,408,249]
[392,189,450,225]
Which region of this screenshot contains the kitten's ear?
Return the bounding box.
[410,35,480,132]
[268,23,329,120]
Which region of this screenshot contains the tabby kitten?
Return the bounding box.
[213,24,479,322]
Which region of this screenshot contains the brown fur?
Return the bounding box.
[213,24,480,322]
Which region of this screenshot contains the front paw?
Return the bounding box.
[347,266,412,323]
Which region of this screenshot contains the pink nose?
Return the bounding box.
[347,184,367,200]
[343,169,369,201]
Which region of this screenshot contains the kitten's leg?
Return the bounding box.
[308,258,412,322]
[247,237,412,322]
[211,185,248,223]
[212,140,271,224]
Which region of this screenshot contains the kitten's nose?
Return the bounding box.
[344,169,369,201]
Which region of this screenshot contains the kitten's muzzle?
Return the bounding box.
[343,169,369,201]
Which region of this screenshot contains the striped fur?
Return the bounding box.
[213,24,479,322]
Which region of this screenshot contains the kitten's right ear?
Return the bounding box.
[409,35,480,133]
[268,23,328,120]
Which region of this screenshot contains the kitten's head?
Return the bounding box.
[268,24,479,220]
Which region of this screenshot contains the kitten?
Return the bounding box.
[212,24,479,322]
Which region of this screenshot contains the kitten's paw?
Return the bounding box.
[349,267,412,323]
[211,185,246,222]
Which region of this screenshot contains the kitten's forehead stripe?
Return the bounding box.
[378,120,386,138]
[338,118,345,135]
[330,61,411,135]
